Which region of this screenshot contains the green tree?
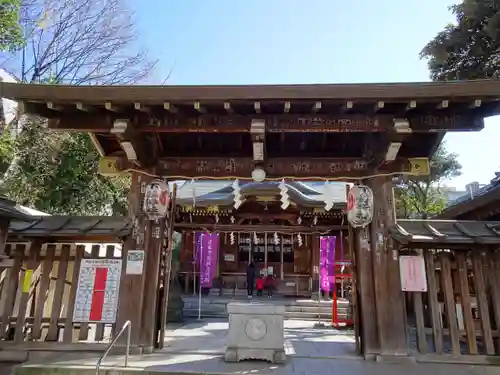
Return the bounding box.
[421,0,500,80]
[395,143,462,218]
[0,0,23,51]
[0,0,155,215]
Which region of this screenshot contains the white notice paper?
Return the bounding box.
[126,250,145,275]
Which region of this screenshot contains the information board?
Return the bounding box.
[399,255,427,292]
[73,258,122,323]
[126,250,145,275]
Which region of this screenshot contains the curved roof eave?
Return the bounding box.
[176,183,344,208]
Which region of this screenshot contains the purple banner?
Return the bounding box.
[320,236,336,292]
[199,232,220,288]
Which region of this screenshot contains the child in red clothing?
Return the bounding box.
[265,274,275,298]
[256,276,265,296]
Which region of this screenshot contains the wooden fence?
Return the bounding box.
[405,249,500,357]
[0,242,122,344]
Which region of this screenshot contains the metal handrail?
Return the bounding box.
[96,320,131,375]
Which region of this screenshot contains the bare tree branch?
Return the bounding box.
[1,0,156,84]
[0,0,155,214]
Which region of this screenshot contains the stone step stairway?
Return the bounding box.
[182,295,352,321]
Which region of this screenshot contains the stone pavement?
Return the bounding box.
[162,319,357,358]
[12,319,500,375]
[15,352,500,375]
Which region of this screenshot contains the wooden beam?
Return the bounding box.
[156,156,423,179]
[312,101,322,113]
[406,100,417,111]
[89,133,105,156]
[4,79,500,104]
[163,102,178,113]
[112,119,153,167]
[105,102,122,112]
[340,101,354,113]
[76,102,93,112]
[47,102,62,111]
[436,100,449,109]
[374,101,384,113]
[367,119,412,168]
[46,113,484,133]
[254,102,261,114]
[134,103,150,113]
[470,99,481,108]
[173,223,346,233]
[194,101,206,113]
[224,102,233,114]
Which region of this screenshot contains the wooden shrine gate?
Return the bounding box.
[4,79,500,360]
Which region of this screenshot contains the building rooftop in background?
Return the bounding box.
[436,173,500,220]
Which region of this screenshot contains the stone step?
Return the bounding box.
[182,297,349,306]
[182,307,346,320]
[286,305,349,313]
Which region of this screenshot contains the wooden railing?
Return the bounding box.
[0,242,122,344]
[405,249,500,356]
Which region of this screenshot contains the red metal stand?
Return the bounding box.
[331,261,354,328]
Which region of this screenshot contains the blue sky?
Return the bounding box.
[129,0,498,190]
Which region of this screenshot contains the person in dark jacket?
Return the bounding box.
[246,261,256,298]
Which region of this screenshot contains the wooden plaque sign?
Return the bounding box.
[157,157,370,178]
[267,115,390,133]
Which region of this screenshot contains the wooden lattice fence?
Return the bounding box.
[405,249,500,357]
[0,242,122,344]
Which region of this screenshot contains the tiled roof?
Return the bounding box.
[392,219,500,245]
[174,180,348,208]
[9,216,132,241]
[0,197,34,221]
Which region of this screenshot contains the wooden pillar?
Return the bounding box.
[354,225,378,356]
[115,172,164,352]
[280,235,284,280]
[0,218,10,258]
[115,236,142,343]
[116,173,147,349]
[368,176,407,356]
[311,234,319,290]
[139,217,164,352]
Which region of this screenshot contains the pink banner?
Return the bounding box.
[199,233,219,288]
[320,236,336,292]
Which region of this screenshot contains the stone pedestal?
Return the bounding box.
[224,302,286,364]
